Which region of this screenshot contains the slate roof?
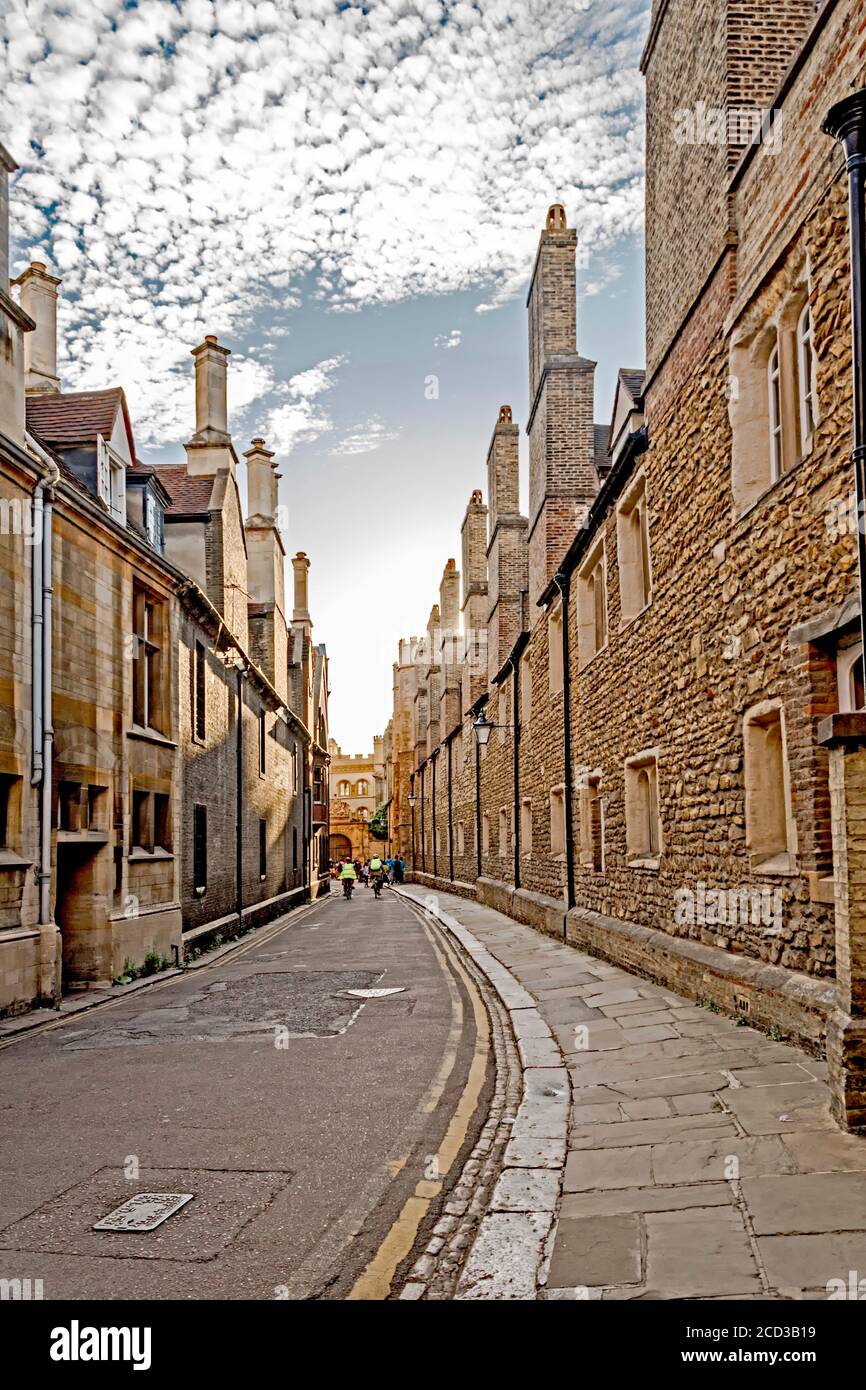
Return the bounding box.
[618,369,646,404]
[154,465,215,516]
[25,388,130,450]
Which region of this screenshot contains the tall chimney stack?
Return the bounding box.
[185,334,234,476]
[244,437,279,522]
[0,144,15,287]
[14,262,61,395]
[292,551,311,624]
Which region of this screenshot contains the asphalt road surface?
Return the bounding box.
[0,885,488,1300]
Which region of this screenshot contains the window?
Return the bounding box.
[258,709,267,776]
[617,474,652,625]
[548,602,564,695]
[768,343,782,483]
[292,744,299,794]
[356,779,369,797]
[498,686,508,745]
[578,774,604,872]
[133,586,165,732]
[625,752,662,865]
[0,774,18,849]
[194,640,206,741]
[359,806,369,821]
[550,786,566,858]
[154,793,170,852]
[338,780,350,798]
[498,807,508,859]
[521,798,532,858]
[193,803,207,893]
[87,784,107,831]
[457,822,465,856]
[577,540,607,666]
[58,780,83,831]
[482,813,490,856]
[838,643,865,713]
[132,789,151,852]
[796,303,816,450]
[521,652,532,722]
[259,818,267,879]
[743,702,796,872]
[97,435,126,523]
[142,489,164,552]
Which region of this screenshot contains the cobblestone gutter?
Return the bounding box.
[396,888,570,1300]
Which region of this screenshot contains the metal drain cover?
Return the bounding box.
[93,1192,194,1232]
[338,987,406,999]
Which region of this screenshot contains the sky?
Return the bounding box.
[2,0,650,753]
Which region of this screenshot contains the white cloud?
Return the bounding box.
[263,354,345,455]
[330,417,400,457]
[2,0,649,443]
[434,329,462,350]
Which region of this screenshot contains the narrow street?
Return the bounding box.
[0,889,489,1301]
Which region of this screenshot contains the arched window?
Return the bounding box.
[797,304,816,448]
[356,779,368,797]
[337,780,350,798]
[768,342,782,483]
[838,644,865,713]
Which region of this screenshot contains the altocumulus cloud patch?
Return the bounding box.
[1,0,648,445]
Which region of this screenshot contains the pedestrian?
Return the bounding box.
[393,856,404,884]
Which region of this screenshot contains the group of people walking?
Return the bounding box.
[331,854,405,900]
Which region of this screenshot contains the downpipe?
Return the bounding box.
[554,571,576,928]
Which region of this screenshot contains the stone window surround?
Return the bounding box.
[548,600,564,696]
[624,748,662,870]
[549,783,566,861]
[576,766,605,873]
[616,470,653,630]
[520,649,532,722]
[743,698,798,876]
[482,812,490,856]
[576,536,608,671]
[520,797,532,859]
[498,805,509,859]
[837,638,864,714]
[729,260,817,518]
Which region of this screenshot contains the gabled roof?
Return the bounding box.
[154,465,215,516]
[608,368,647,453]
[618,369,646,404]
[25,387,135,456]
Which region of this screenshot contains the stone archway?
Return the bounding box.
[329,833,352,863]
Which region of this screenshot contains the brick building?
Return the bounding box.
[385,0,866,1128]
[0,148,329,1016]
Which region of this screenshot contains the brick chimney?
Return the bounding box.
[487,405,528,681]
[526,205,597,607]
[244,438,287,699]
[13,262,60,395]
[185,335,234,476]
[460,489,489,712]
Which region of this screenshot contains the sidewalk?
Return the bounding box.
[403,886,866,1300]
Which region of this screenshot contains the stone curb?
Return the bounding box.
[396,886,571,1300]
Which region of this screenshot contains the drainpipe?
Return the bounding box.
[409,772,416,872]
[447,739,454,882]
[420,764,426,873]
[824,91,866,665]
[235,663,246,930]
[26,434,60,934]
[475,729,482,880]
[512,657,521,892]
[554,571,576,920]
[432,751,438,879]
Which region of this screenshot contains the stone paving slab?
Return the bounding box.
[399,887,866,1301]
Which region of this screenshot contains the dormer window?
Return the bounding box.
[142,489,165,552]
[97,434,126,523]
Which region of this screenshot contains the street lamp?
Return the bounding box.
[472,712,494,745]
[408,794,417,808]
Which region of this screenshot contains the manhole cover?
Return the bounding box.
[338,988,406,999]
[93,1193,194,1232]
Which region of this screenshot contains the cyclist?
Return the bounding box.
[339,860,357,900]
[369,854,387,898]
